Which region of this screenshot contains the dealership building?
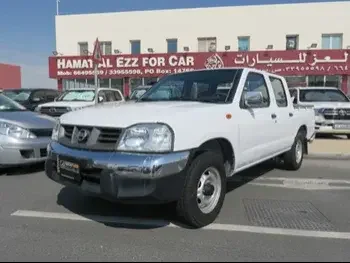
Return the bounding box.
[50,1,350,95]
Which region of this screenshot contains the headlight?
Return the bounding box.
[0,121,36,139]
[117,123,173,153]
[51,119,61,141]
[34,106,40,112]
[68,107,83,111]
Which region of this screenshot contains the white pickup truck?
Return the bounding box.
[46,68,315,228]
[290,86,350,138]
[35,87,125,118]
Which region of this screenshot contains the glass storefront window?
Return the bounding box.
[99,78,110,88]
[111,78,123,93]
[130,78,143,91]
[86,79,95,88]
[144,77,158,85]
[285,76,307,87]
[325,76,341,88]
[308,76,325,87]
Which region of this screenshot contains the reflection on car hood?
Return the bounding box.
[0,111,56,129]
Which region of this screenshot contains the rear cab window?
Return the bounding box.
[269,76,288,107]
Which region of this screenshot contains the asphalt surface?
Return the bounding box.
[1,159,350,261]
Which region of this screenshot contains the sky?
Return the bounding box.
[0,0,343,89]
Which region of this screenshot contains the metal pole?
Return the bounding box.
[94,63,98,92]
[56,0,59,15]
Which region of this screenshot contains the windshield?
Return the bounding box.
[299,89,350,102]
[3,90,31,102]
[0,94,27,111]
[57,90,95,102]
[138,69,238,103]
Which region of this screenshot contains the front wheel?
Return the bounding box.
[282,130,306,171]
[176,151,226,228]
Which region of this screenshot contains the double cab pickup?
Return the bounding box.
[46,68,315,228]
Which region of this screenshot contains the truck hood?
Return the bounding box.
[0,111,56,129]
[39,101,95,109]
[301,101,350,109]
[60,101,220,127]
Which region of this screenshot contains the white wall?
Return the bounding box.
[55,1,350,55]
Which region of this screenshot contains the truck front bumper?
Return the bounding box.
[315,118,350,135]
[45,142,191,204]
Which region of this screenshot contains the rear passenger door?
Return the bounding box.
[237,72,279,167]
[269,76,294,151]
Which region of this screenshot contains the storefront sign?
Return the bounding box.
[48,49,350,79]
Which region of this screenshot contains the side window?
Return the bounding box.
[269,77,288,107]
[289,89,297,104]
[104,91,116,102]
[97,90,107,103]
[241,72,270,108]
[113,91,122,101]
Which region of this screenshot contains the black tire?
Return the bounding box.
[282,130,306,171]
[347,135,350,139]
[176,151,226,228]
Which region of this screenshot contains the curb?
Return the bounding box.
[306,152,350,160]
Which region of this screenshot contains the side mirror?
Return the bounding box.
[291,96,297,104]
[98,96,104,103]
[244,91,263,108]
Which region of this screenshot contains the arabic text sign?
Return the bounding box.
[48,49,350,79]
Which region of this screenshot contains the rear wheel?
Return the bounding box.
[282,130,306,171]
[346,135,350,139]
[176,151,226,228]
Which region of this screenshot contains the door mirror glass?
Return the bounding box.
[244,91,263,108]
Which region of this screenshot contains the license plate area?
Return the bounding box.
[334,124,350,130]
[57,155,82,182]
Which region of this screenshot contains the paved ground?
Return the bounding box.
[309,135,350,154]
[1,159,350,261]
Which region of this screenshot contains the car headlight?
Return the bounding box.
[34,106,40,112]
[68,107,83,111]
[0,121,36,139]
[117,123,173,153]
[51,119,61,141]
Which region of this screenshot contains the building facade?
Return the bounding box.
[50,1,350,95]
[0,63,21,89]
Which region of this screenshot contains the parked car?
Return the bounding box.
[0,93,56,167]
[45,68,315,228]
[35,87,125,118]
[290,86,350,138]
[2,88,60,111]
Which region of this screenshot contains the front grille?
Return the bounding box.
[60,125,123,151]
[30,129,52,137]
[323,108,350,120]
[40,107,69,117]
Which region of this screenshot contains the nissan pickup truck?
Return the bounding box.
[290,86,350,138]
[35,87,125,118]
[46,68,315,228]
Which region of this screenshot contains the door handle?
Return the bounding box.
[271,113,277,119]
[289,112,294,117]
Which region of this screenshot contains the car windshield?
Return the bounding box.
[0,94,27,111]
[299,89,350,102]
[3,90,31,102]
[57,90,95,102]
[138,69,238,103]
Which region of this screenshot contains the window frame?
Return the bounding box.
[321,34,343,49]
[197,37,217,52]
[239,72,271,109]
[130,40,141,54]
[238,36,250,51]
[78,42,88,55]
[269,76,288,107]
[167,39,178,53]
[286,35,299,50]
